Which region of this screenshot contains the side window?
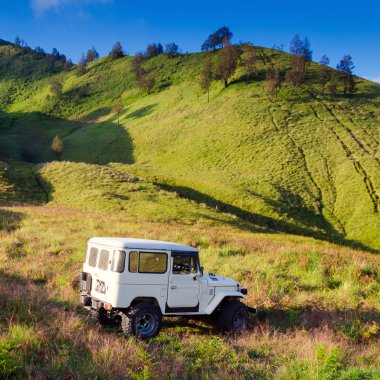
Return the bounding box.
[98,250,110,270]
[111,250,126,273]
[172,255,198,275]
[129,251,138,273]
[88,247,98,267]
[139,252,167,274]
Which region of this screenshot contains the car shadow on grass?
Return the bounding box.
[253,306,380,337]
[0,271,141,378]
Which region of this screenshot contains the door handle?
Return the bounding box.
[171,286,177,289]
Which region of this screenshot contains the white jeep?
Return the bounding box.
[80,237,255,339]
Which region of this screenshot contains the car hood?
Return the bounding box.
[205,274,238,287]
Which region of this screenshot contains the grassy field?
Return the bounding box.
[0,161,379,378]
[0,209,379,378]
[0,40,379,378]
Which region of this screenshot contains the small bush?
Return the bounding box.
[0,342,20,377]
[316,345,343,379]
[341,319,364,342]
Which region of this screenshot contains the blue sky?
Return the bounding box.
[1,0,380,82]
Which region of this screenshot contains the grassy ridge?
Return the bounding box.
[38,160,248,226]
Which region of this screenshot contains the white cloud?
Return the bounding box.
[30,0,109,15]
[372,75,380,84]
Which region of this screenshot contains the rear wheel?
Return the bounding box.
[121,302,162,339]
[216,301,249,332]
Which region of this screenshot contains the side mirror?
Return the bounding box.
[194,266,204,281]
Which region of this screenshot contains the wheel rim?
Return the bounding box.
[232,310,246,331]
[136,312,156,335]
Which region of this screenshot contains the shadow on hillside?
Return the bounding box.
[354,82,380,100]
[154,181,379,253]
[249,186,344,240]
[0,111,84,162]
[229,69,267,86]
[0,161,53,205]
[62,110,135,165]
[125,103,157,119]
[0,109,135,165]
[0,208,24,232]
[255,305,380,333]
[78,106,112,123]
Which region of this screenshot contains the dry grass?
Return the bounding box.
[0,204,379,378]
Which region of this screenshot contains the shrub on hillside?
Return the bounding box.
[51,135,64,160]
[165,43,179,58]
[109,42,124,59]
[77,54,87,76]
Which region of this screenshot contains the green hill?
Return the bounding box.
[0,41,379,250]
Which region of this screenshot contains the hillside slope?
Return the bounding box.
[0,42,379,250]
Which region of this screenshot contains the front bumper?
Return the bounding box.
[80,293,112,312]
[80,293,92,308]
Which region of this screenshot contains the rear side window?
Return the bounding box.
[98,250,110,270]
[111,250,126,273]
[139,252,167,273]
[88,247,98,267]
[129,251,138,273]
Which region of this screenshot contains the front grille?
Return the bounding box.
[80,272,92,293]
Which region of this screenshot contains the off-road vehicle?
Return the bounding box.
[80,237,255,339]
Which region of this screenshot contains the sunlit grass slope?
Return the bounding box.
[0,202,379,378]
[38,160,246,226]
[0,43,379,251]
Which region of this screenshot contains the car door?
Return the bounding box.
[167,252,200,309]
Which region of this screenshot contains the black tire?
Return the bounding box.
[121,302,162,339]
[216,301,249,332]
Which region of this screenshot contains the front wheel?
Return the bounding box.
[121,302,162,339]
[216,301,249,333]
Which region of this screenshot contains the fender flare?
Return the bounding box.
[204,291,247,315]
[129,297,164,313]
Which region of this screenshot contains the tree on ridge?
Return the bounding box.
[201,26,233,51]
[200,52,213,102]
[216,45,241,88]
[109,42,124,59]
[319,55,331,95]
[336,55,356,95]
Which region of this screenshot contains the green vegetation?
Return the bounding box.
[0,41,379,250]
[0,38,379,378]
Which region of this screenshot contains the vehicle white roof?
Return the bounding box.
[88,237,199,252]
